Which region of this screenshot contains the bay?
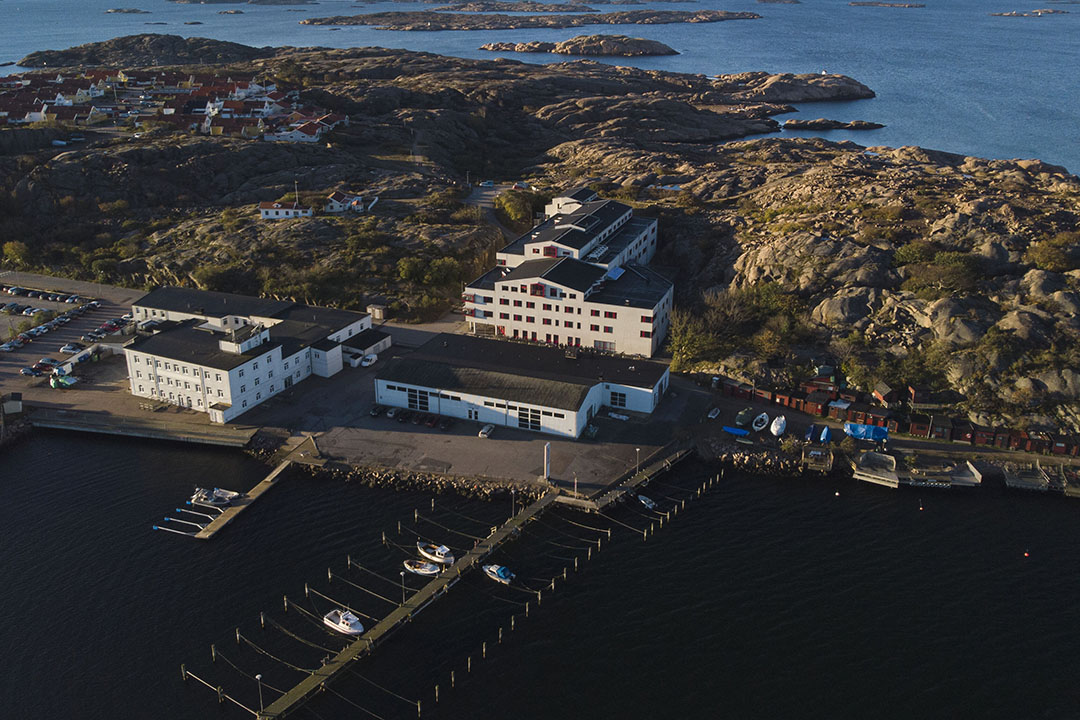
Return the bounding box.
[1,0,1078,171]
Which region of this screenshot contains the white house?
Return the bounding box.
[259,201,313,220]
[374,334,669,438]
[324,190,364,213]
[125,287,389,423]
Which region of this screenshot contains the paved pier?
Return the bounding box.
[258,488,559,719]
[29,407,257,447]
[194,460,292,540]
[555,447,692,512]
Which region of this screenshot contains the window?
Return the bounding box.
[270,385,274,392]
[641,315,653,323]
[526,302,535,309]
[239,369,245,378]
[256,392,261,401]
[500,298,509,306]
[500,313,510,320]
[513,314,522,322]
[240,385,246,393]
[604,326,613,334]
[594,340,616,352]
[138,385,143,393]
[182,366,188,375]
[218,390,223,397]
[610,391,627,408]
[184,381,190,390]
[136,370,142,379]
[569,294,576,299]
[518,407,541,431]
[565,307,574,314]
[604,311,617,319]
[542,304,551,311]
[526,316,535,324]
[640,330,652,338]
[542,318,551,325]
[590,309,600,317]
[284,361,289,370]
[253,362,259,370]
[483,296,493,304]
[242,400,247,408]
[164,363,170,371]
[254,377,260,386]
[216,373,221,381]
[513,300,522,307]
[590,324,599,332]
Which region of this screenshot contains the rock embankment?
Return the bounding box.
[480,34,678,56]
[18,33,276,67]
[300,463,547,502]
[300,9,760,30]
[783,118,884,130]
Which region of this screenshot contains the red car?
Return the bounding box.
[424,415,439,428]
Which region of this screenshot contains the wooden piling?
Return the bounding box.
[211,644,217,663]
[435,684,439,703]
[482,641,486,659]
[260,612,265,629]
[180,664,187,682]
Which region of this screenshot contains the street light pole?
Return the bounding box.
[400,571,406,605]
[255,674,264,712]
[636,447,641,476]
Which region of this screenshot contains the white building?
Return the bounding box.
[324,191,364,213]
[125,287,390,423]
[463,188,671,357]
[259,201,313,220]
[374,334,669,438]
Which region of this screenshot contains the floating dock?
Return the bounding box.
[258,488,560,719]
[194,460,291,540]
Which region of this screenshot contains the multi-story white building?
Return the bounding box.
[375,334,670,438]
[463,188,672,357]
[125,287,390,423]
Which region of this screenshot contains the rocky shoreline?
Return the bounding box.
[784,118,884,130]
[480,34,678,56]
[299,9,761,30]
[299,462,547,502]
[18,34,276,67]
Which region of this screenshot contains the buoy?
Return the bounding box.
[834,491,840,497]
[1024,550,1030,558]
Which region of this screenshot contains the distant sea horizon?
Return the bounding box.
[2,0,1078,172]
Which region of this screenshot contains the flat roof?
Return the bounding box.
[377,334,667,411]
[593,216,655,265]
[587,264,672,310]
[500,257,606,293]
[127,320,278,371]
[272,303,366,331]
[134,287,293,319]
[499,199,631,256]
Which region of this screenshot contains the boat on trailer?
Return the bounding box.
[770,415,787,437]
[323,608,364,636]
[482,564,516,585]
[752,413,769,432]
[417,541,456,565]
[189,487,240,508]
[403,559,440,576]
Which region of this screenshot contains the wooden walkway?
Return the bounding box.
[194,460,291,540]
[258,488,560,719]
[555,448,692,512]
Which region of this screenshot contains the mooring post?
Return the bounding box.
[482,641,487,659]
[211,644,217,662]
[417,700,422,718]
[328,567,332,583]
[305,583,310,598]
[217,686,224,704]
[283,595,289,613]
[347,553,351,568]
[451,671,455,688]
[607,528,612,540]
[382,531,387,546]
[467,656,471,673]
[181,664,187,682]
[587,546,592,561]
[260,612,265,629]
[498,627,503,644]
[235,627,240,645]
[414,508,418,523]
[525,601,530,617]
[398,520,402,534]
[435,684,440,703]
[431,498,435,511]
[511,615,515,630]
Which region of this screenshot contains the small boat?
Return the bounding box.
[482,564,516,585]
[723,425,749,437]
[804,424,817,442]
[752,412,769,432]
[735,437,754,446]
[735,407,753,427]
[770,415,787,437]
[707,407,720,420]
[403,559,440,577]
[190,487,240,507]
[638,494,657,510]
[820,426,832,444]
[323,608,364,636]
[417,541,456,565]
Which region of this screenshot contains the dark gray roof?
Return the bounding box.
[376,334,667,411]
[499,257,606,293]
[134,287,293,319]
[466,266,505,292]
[272,303,366,331]
[594,216,656,265]
[269,319,328,358]
[587,264,673,310]
[498,199,631,255]
[312,337,340,352]
[563,187,599,202]
[127,320,278,371]
[347,328,389,350]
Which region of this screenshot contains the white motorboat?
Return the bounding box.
[404,559,440,576]
[752,412,769,432]
[482,564,516,585]
[417,541,456,565]
[770,415,787,437]
[638,494,658,511]
[190,487,240,507]
[323,608,364,636]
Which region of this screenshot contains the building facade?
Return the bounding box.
[462,188,672,357]
[374,334,669,438]
[125,287,388,422]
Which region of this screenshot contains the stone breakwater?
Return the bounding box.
[300,463,547,502]
[0,416,34,450]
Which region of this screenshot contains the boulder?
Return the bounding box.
[1019,268,1066,300]
[994,309,1053,346]
[811,287,879,326]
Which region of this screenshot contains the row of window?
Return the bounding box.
[384,384,463,402]
[481,399,565,419]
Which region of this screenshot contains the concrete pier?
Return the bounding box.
[194,460,291,540]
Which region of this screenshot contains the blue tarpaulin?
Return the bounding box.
[723,426,750,437]
[844,423,889,441]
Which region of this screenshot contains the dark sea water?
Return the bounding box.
[2,0,1079,171]
[2,432,1080,719]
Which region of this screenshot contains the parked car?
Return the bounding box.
[60,343,84,354]
[438,417,452,431]
[0,343,14,352]
[369,405,384,417]
[20,367,41,376]
[397,410,413,424]
[411,413,424,425]
[478,180,494,187]
[31,363,53,372]
[512,181,529,190]
[385,407,399,419]
[424,415,439,428]
[478,424,496,438]
[360,354,378,368]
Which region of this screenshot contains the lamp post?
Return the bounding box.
[255,674,264,712]
[400,571,406,605]
[636,447,641,476]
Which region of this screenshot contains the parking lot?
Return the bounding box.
[0,272,142,396]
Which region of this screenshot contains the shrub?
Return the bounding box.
[2,240,31,267]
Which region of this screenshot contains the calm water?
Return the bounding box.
[2,432,1079,719]
[2,0,1078,171]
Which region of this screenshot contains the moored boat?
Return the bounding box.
[770,415,787,437]
[417,541,456,565]
[735,407,754,427]
[190,487,240,507]
[752,412,769,432]
[638,494,657,510]
[482,564,516,585]
[323,608,364,636]
[403,559,440,576]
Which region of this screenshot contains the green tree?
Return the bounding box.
[3,240,30,267]
[668,309,712,372]
[396,256,426,283]
[423,257,462,286]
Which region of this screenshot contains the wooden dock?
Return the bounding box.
[555,447,692,512]
[194,460,292,540]
[258,488,560,719]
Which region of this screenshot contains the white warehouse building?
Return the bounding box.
[374,334,670,439]
[462,187,673,357]
[125,287,390,423]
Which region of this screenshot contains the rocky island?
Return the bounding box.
[435,2,597,11]
[2,36,1078,433]
[783,118,884,130]
[300,9,761,30]
[480,34,678,56]
[105,8,152,13]
[849,2,925,6]
[18,34,276,67]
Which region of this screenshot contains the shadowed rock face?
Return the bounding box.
[481,34,678,56]
[18,34,277,67]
